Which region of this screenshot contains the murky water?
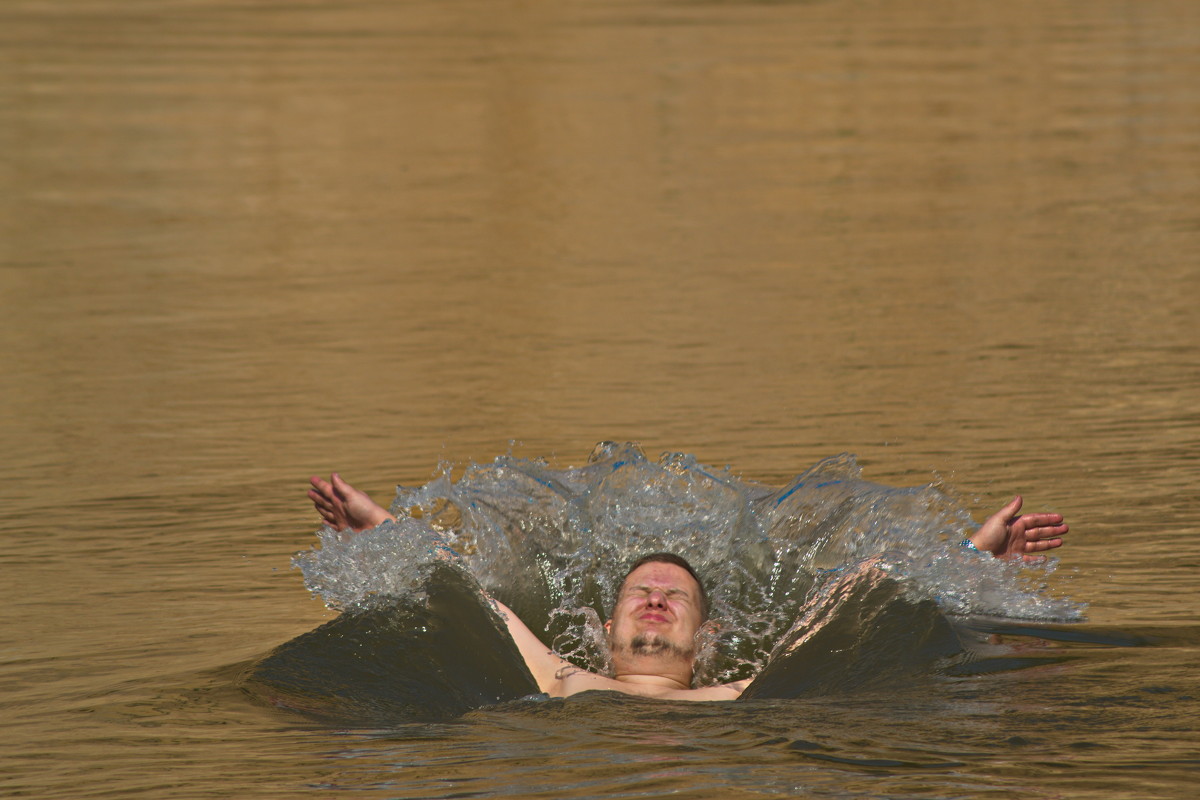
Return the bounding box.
[2,0,1197,797]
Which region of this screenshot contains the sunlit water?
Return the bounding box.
[2,0,1198,797]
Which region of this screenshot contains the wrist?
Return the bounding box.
[961,537,994,557]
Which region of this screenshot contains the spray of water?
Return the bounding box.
[294,443,1084,685]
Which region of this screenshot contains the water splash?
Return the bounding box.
[294,442,1085,684]
[293,517,465,611]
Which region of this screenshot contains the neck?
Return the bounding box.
[611,655,693,690]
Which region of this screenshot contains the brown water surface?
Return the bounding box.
[1,0,1197,797]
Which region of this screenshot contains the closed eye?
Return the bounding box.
[625,586,691,604]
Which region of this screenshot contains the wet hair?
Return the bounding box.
[616,552,710,621]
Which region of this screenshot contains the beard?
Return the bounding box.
[614,631,696,661]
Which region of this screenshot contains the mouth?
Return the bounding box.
[638,613,669,624]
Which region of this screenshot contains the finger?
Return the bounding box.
[1016,513,1065,527]
[1025,537,1064,552]
[331,472,353,502]
[1025,523,1069,540]
[310,476,335,500]
[308,489,337,514]
[999,494,1024,520]
[312,500,338,523]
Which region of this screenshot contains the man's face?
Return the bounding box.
[605,562,705,664]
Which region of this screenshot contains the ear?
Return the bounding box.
[604,619,611,634]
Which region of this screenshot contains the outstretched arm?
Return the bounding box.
[308,473,396,533]
[968,495,1069,559]
[490,600,577,696]
[308,473,576,694]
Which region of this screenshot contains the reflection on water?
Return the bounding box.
[1,0,1197,797]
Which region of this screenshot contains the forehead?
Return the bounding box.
[619,562,700,595]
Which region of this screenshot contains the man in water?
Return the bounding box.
[307,473,1069,701]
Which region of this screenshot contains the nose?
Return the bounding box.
[646,589,667,608]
